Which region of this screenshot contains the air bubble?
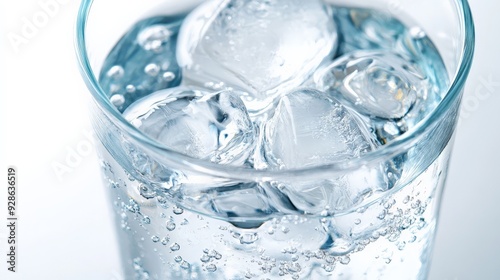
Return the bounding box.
[139,184,156,199]
[339,256,351,265]
[417,218,426,230]
[174,255,182,263]
[126,84,136,93]
[173,206,184,215]
[106,65,124,79]
[409,26,426,39]
[142,216,151,224]
[403,196,410,204]
[161,237,169,245]
[151,236,160,243]
[166,221,176,231]
[170,243,180,251]
[137,25,172,52]
[200,254,210,263]
[180,261,190,269]
[162,72,176,82]
[145,63,160,77]
[240,233,259,244]
[110,94,125,108]
[378,210,387,220]
[323,264,335,272]
[206,264,217,272]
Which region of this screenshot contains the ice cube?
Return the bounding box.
[262,88,373,169]
[334,7,449,102]
[274,163,393,215]
[315,50,428,120]
[123,86,256,165]
[177,0,338,112]
[99,17,183,112]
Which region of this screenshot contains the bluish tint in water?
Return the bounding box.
[99,16,184,112]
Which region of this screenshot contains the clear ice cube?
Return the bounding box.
[274,164,392,215]
[262,88,373,169]
[177,0,338,112]
[123,87,256,165]
[315,50,428,120]
[99,17,183,112]
[334,7,449,102]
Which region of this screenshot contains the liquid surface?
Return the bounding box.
[98,2,450,279]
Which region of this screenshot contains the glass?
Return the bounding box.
[76,0,474,279]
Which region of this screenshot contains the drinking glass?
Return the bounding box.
[76,0,474,279]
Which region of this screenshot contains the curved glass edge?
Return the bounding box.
[75,0,476,181]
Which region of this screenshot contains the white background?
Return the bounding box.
[0,0,498,279]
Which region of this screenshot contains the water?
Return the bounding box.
[97,3,451,280]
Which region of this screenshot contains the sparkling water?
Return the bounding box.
[97,2,451,279]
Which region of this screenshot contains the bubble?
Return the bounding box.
[200,254,210,263]
[170,243,180,251]
[161,237,169,245]
[166,221,176,231]
[206,264,217,272]
[144,63,160,77]
[240,233,259,244]
[126,84,136,93]
[137,23,173,50]
[409,26,426,39]
[173,206,184,215]
[403,196,410,204]
[354,219,362,225]
[142,216,151,224]
[377,210,387,220]
[162,71,176,82]
[139,184,156,199]
[323,264,335,272]
[339,256,351,265]
[178,260,190,270]
[151,236,160,243]
[174,256,183,263]
[106,65,124,79]
[388,230,401,242]
[325,255,335,264]
[417,218,426,230]
[110,94,125,108]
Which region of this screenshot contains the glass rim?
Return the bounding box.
[75,0,475,181]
